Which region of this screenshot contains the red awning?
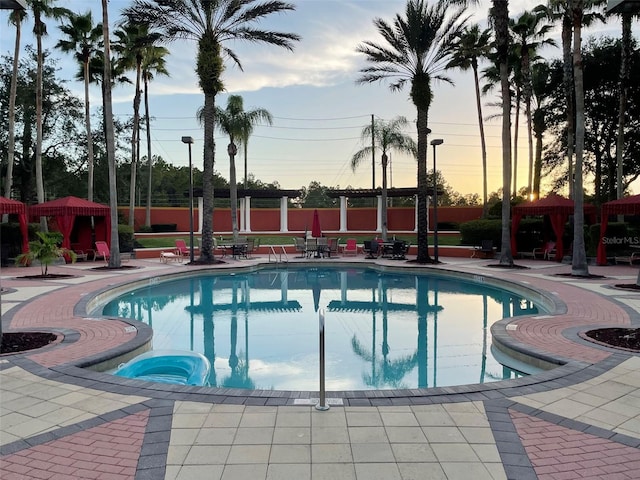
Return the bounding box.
[29,196,110,217]
[0,197,29,253]
[597,194,640,265]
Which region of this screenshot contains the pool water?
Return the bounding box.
[100,266,541,391]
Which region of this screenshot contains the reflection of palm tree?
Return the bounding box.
[199,277,217,387]
[221,312,255,389]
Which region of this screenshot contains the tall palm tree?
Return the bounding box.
[142,44,170,227]
[615,13,633,202]
[213,95,273,242]
[55,11,102,202]
[489,0,514,266]
[447,24,492,217]
[351,116,417,241]
[123,0,300,263]
[113,22,162,228]
[531,61,553,197]
[101,0,121,267]
[4,8,27,202]
[510,10,556,197]
[356,0,469,263]
[31,0,71,215]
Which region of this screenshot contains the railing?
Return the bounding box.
[268,245,289,263]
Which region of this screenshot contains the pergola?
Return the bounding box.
[596,194,640,265]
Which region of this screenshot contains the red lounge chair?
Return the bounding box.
[342,238,358,256]
[95,241,110,264]
[175,239,192,257]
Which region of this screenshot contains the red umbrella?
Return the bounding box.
[311,209,322,238]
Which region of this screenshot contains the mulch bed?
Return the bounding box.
[13,274,77,280]
[0,332,59,354]
[583,328,640,352]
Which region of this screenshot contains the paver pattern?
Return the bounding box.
[1,256,639,479]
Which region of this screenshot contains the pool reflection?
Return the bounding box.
[101,268,538,390]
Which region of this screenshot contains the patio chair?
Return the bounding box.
[305,238,318,258]
[293,237,306,258]
[471,240,495,259]
[343,238,358,256]
[327,238,340,257]
[175,239,193,257]
[94,241,110,264]
[245,238,257,258]
[533,241,556,260]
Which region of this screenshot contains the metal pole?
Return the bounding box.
[316,309,329,411]
[188,143,194,264]
[433,143,438,263]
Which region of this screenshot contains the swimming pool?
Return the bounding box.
[99,266,544,391]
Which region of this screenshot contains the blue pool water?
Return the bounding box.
[99,266,542,391]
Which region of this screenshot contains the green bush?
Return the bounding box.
[118,224,135,252]
[459,219,502,248]
[137,225,153,233]
[151,223,177,233]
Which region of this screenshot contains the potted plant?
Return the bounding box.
[15,232,76,276]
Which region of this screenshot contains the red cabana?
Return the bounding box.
[0,197,29,254]
[29,196,111,251]
[596,194,640,265]
[511,194,596,262]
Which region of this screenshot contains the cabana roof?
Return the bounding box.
[513,193,596,215]
[0,197,27,215]
[601,194,640,216]
[29,196,110,217]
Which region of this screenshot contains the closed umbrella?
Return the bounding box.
[311,209,322,238]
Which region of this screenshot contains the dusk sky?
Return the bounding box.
[1,0,637,197]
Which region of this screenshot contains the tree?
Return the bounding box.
[101,0,121,267]
[356,0,468,263]
[16,232,76,276]
[30,0,71,215]
[4,8,27,203]
[531,61,555,197]
[351,116,417,241]
[447,24,492,217]
[490,0,514,266]
[55,11,102,201]
[113,22,162,228]
[510,9,556,196]
[123,0,300,263]
[212,95,272,242]
[142,44,170,227]
[615,12,634,202]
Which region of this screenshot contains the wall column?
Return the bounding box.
[280,196,289,232]
[244,196,251,232]
[239,198,245,232]
[376,195,382,233]
[414,195,419,233]
[198,197,203,233]
[339,196,347,232]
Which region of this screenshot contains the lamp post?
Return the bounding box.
[430,138,444,263]
[181,136,194,264]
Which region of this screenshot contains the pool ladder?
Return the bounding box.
[268,245,289,263]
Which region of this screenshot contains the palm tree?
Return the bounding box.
[356,0,469,263]
[351,116,417,241]
[101,0,121,267]
[56,11,102,202]
[615,13,634,202]
[123,0,300,263]
[213,95,273,242]
[141,44,170,227]
[447,24,492,217]
[113,22,162,228]
[489,0,514,266]
[4,8,27,203]
[31,0,71,216]
[531,61,553,198]
[510,10,556,197]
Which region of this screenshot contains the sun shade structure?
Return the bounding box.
[597,194,640,265]
[29,196,111,251]
[0,197,29,253]
[511,194,596,262]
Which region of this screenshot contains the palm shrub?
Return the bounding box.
[16,232,76,275]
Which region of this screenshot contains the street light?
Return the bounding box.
[430,138,444,263]
[181,136,195,264]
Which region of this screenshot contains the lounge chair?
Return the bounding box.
[471,240,495,259]
[175,239,194,257]
[94,241,110,264]
[293,237,306,258]
[533,241,556,260]
[343,238,358,256]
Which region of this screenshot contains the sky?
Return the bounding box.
[1,0,638,197]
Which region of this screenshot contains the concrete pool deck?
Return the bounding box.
[1,255,639,479]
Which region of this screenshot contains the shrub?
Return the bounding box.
[118,225,135,252]
[151,223,177,233]
[137,225,153,233]
[459,219,502,248]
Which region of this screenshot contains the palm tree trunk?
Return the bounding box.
[571,0,588,276]
[129,64,142,228]
[526,98,534,196]
[416,108,431,264]
[101,0,120,267]
[492,0,513,266]
[145,76,153,227]
[84,60,95,202]
[472,63,488,217]
[616,15,631,204]
[562,13,575,199]
[35,12,46,226]
[200,90,216,262]
[382,153,388,241]
[512,89,520,198]
[229,143,239,242]
[5,17,21,203]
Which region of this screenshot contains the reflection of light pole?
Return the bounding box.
[181,136,195,263]
[430,139,444,263]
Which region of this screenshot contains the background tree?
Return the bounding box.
[142,44,170,227]
[56,10,102,201]
[357,0,468,263]
[351,116,417,241]
[123,0,300,263]
[447,24,492,217]
[4,8,27,203]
